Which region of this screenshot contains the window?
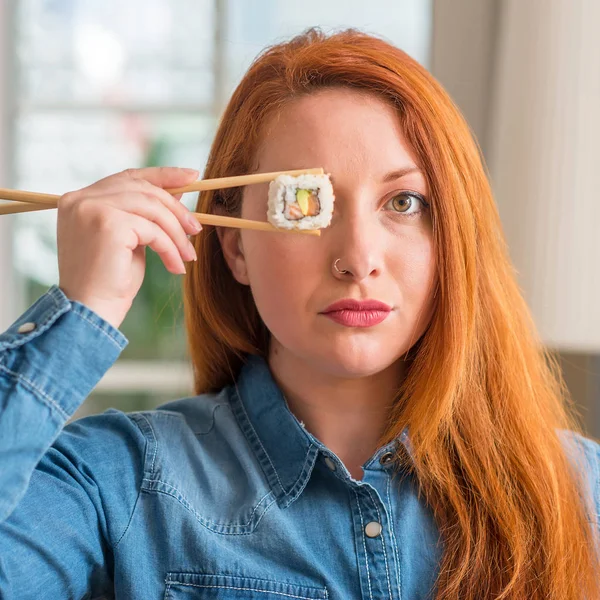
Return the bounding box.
[3,0,432,417]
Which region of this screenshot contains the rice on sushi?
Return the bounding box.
[267,173,335,230]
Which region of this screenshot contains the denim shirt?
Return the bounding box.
[0,286,598,600]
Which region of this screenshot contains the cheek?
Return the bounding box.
[401,241,435,289]
[239,190,325,339]
[390,231,437,316]
[240,233,321,332]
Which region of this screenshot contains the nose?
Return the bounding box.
[328,203,382,282]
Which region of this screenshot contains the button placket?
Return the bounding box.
[351,484,397,600]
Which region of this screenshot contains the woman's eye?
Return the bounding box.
[384,192,427,216]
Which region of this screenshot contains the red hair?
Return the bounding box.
[184,29,600,598]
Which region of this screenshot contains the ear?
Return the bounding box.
[217,227,250,285]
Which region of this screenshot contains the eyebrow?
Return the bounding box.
[382,166,422,182]
[328,166,422,186]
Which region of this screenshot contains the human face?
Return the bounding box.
[222,88,437,379]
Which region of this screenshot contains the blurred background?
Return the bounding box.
[0,0,598,437]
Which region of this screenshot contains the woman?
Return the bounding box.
[0,29,598,599]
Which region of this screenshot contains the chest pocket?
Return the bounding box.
[137,408,279,535]
[164,573,328,599]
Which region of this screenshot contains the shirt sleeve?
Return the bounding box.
[0,285,138,598]
[583,436,600,536]
[558,428,600,545]
[579,434,600,554]
[0,285,128,524]
[0,408,147,599]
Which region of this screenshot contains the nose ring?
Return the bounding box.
[333,258,350,275]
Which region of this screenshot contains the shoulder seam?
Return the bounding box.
[137,412,159,474]
[111,413,148,549]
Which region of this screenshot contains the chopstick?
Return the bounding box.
[0,201,49,215]
[0,168,324,206]
[0,201,320,235]
[0,167,325,236]
[190,212,319,235]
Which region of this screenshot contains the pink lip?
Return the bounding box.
[321,299,392,328]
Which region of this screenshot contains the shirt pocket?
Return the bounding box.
[164,573,329,599]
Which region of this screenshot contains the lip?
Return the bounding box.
[323,299,392,312]
[320,299,392,328]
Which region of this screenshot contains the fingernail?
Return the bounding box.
[183,168,198,175]
[187,215,201,232]
[187,240,197,261]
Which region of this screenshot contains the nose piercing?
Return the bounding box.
[333,258,350,275]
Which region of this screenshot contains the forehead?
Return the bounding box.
[255,88,420,174]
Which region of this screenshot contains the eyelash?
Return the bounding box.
[383,191,430,219]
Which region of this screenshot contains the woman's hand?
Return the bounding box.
[57,167,201,330]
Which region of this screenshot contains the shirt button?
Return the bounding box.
[17,322,36,333]
[365,521,382,538]
[324,456,337,471]
[379,451,394,465]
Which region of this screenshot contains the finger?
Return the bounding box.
[123,166,199,190]
[134,179,201,236]
[78,178,201,237]
[126,213,188,275]
[68,166,199,199]
[103,192,198,263]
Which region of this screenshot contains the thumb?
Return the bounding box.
[124,166,199,190]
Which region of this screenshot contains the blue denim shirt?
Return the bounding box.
[1,285,599,599]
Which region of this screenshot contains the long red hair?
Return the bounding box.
[184,29,600,598]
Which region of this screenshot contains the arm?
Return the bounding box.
[0,285,127,523]
[0,285,143,599]
[0,166,199,598]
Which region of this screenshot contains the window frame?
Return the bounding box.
[0,0,22,332]
[2,0,226,396]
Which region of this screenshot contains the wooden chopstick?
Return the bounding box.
[190,213,319,235]
[0,201,49,215]
[0,201,320,235]
[0,167,325,236]
[0,168,324,206]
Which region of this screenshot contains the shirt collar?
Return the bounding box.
[228,355,414,508]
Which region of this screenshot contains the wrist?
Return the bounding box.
[60,288,129,330]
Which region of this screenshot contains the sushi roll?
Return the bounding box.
[267,173,335,230]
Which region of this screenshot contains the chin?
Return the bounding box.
[321,361,393,380]
[303,341,402,380]
[269,328,412,379]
